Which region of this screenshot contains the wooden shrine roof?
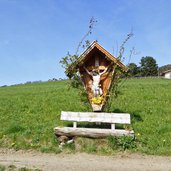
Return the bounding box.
[77,41,128,72]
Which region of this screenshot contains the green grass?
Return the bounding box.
[0,78,171,155]
[0,165,5,171]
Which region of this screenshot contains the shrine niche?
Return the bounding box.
[75,41,127,111]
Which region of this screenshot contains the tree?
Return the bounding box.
[127,63,139,76]
[140,56,158,76]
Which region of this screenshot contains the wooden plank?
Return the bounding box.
[91,104,102,112]
[95,56,99,67]
[54,127,134,138]
[61,111,131,124]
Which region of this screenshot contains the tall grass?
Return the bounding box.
[0,78,171,155]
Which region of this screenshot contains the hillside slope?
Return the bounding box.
[0,79,171,155]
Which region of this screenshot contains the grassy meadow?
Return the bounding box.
[0,78,171,155]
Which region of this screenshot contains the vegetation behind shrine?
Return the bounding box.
[0,78,171,155]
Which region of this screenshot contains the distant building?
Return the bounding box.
[161,70,171,79]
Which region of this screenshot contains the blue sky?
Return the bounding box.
[0,0,171,86]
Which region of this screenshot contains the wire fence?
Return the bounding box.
[127,76,162,79]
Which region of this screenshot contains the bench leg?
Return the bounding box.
[111,124,115,130]
[73,122,77,128]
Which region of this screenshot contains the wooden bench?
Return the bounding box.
[54,111,134,138]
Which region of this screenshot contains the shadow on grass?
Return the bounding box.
[107,108,143,123]
[110,108,125,113]
[67,122,112,129]
[66,122,130,130]
[131,112,143,122]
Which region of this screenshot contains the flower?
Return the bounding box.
[91,96,103,104]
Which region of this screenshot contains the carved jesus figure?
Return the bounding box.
[84,66,109,97]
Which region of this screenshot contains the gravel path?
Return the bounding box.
[0,148,171,171]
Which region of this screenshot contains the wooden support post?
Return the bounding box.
[73,122,77,128]
[95,56,99,67]
[111,124,115,130]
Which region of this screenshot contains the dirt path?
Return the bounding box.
[0,148,171,171]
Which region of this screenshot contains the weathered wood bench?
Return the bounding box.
[54,111,134,138]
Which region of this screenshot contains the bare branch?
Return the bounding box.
[75,17,97,55]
